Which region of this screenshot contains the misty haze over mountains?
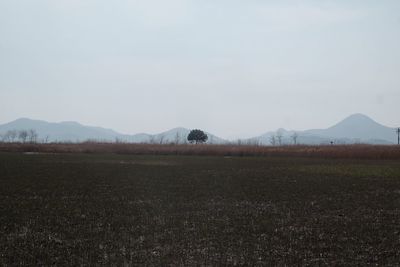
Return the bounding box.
[0,114,398,145]
[252,114,397,145]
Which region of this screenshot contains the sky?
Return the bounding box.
[1,0,399,139]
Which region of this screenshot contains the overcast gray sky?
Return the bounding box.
[1,0,399,139]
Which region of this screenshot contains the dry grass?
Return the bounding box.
[0,142,399,159]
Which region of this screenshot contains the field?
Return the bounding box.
[1,142,400,160]
[1,151,400,265]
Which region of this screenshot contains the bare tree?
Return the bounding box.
[245,138,259,146]
[269,135,277,146]
[18,130,28,143]
[149,135,155,144]
[2,131,11,142]
[209,135,214,144]
[9,130,17,142]
[252,138,261,146]
[182,134,188,144]
[276,130,284,146]
[397,128,400,145]
[174,132,180,145]
[28,129,38,143]
[115,137,124,144]
[158,134,165,145]
[291,132,299,145]
[2,130,17,142]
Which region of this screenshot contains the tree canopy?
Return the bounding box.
[187,129,208,144]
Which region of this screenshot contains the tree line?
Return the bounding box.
[269,130,299,146]
[0,129,41,143]
[0,129,210,145]
[0,128,303,146]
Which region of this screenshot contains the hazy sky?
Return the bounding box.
[1,0,399,139]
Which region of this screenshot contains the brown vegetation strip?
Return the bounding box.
[1,143,400,159]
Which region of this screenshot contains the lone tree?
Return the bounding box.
[187,129,208,144]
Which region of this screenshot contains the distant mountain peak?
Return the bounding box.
[254,113,395,145]
[342,113,376,122]
[332,113,381,129]
[348,113,369,118]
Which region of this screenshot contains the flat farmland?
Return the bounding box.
[0,152,399,265]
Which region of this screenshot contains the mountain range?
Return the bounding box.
[0,114,398,145]
[0,118,227,144]
[251,114,397,145]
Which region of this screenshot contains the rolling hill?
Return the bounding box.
[0,118,227,144]
[0,114,397,145]
[253,114,397,145]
